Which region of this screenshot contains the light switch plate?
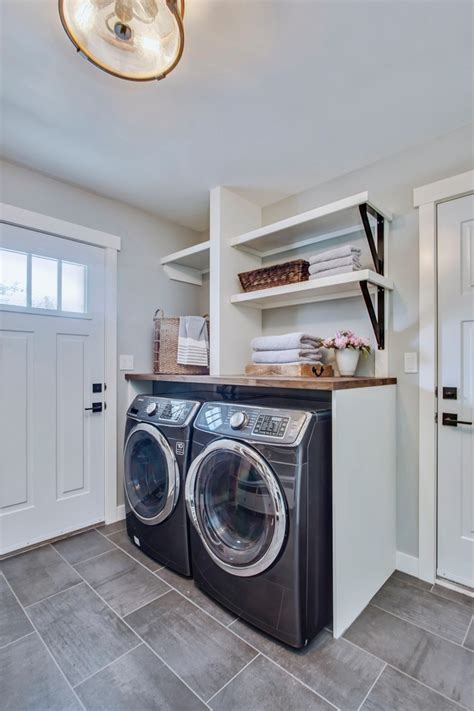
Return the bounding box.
[404,352,418,374]
[119,354,134,371]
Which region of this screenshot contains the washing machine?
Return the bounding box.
[185,401,332,647]
[124,395,200,576]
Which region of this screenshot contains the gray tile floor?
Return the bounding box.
[1,524,472,711]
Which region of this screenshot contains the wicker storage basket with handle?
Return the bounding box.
[153,309,209,375]
[238,259,309,293]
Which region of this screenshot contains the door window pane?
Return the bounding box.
[62,262,86,313]
[0,249,27,306]
[31,256,58,310]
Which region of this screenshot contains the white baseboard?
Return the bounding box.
[396,550,419,577]
[105,504,125,524]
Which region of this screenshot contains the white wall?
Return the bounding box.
[260,124,474,558]
[0,159,202,508]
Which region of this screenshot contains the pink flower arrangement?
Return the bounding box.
[323,330,371,357]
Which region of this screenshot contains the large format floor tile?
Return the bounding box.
[210,653,334,710]
[372,576,472,644]
[27,582,138,686]
[0,573,33,647]
[0,545,82,606]
[1,633,81,710]
[75,548,170,617]
[361,666,463,711]
[431,584,473,612]
[53,529,115,565]
[230,620,384,710]
[76,643,206,710]
[392,571,431,591]
[464,619,474,651]
[344,605,474,709]
[125,590,257,701]
[96,521,127,537]
[157,566,237,626]
[108,530,162,572]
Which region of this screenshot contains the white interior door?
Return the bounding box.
[0,224,106,554]
[437,194,474,588]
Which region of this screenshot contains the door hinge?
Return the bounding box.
[435,412,438,423]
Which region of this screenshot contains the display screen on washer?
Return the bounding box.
[253,415,289,438]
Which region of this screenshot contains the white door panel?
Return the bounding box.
[437,195,474,588]
[0,224,105,553]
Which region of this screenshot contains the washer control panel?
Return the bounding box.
[195,403,311,446]
[128,396,200,427]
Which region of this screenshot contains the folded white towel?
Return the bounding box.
[177,316,209,366]
[309,255,361,274]
[251,332,322,351]
[252,348,322,364]
[309,265,360,279]
[309,245,361,265]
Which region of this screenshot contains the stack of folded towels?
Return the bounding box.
[309,244,362,279]
[251,332,323,364]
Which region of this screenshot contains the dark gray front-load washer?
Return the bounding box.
[185,401,332,647]
[124,395,200,576]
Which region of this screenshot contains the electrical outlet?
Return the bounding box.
[119,354,134,371]
[404,352,418,374]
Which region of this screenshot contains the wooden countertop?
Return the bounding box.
[125,373,397,391]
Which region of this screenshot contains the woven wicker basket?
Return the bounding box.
[153,309,209,375]
[238,259,309,293]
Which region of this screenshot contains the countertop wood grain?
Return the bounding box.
[125,373,397,391]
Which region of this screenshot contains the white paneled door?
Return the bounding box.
[0,224,105,554]
[437,195,474,588]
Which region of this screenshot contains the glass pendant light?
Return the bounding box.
[59,0,185,81]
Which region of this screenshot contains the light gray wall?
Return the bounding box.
[261,124,474,558]
[0,159,202,507]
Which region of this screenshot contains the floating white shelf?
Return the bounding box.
[161,241,210,285]
[230,270,394,310]
[230,192,392,258]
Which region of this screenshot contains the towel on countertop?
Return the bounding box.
[309,255,361,274]
[309,244,361,265]
[177,316,209,366]
[252,348,323,364]
[309,265,361,279]
[251,332,322,351]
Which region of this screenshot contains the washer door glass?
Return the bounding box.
[192,443,286,573]
[124,425,178,525]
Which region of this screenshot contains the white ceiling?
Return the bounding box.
[1,0,472,231]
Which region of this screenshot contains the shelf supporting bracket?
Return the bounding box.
[359,280,385,350]
[359,203,384,275]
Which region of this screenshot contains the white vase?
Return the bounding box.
[335,348,360,377]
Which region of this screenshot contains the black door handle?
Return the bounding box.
[442,413,472,427]
[85,402,103,413]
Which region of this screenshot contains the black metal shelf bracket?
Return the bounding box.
[358,203,386,350]
[359,203,384,274]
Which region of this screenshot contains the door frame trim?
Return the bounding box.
[0,202,121,525]
[414,170,474,583]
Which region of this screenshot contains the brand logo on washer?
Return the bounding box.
[176,441,185,456]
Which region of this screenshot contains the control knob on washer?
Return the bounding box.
[230,411,248,430]
[145,402,158,416]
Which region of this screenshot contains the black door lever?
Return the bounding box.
[442,413,472,427]
[85,402,103,413]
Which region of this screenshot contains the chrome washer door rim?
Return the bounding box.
[185,438,287,577]
[124,423,180,526]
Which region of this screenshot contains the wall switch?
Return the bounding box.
[119,354,134,371]
[404,352,418,374]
